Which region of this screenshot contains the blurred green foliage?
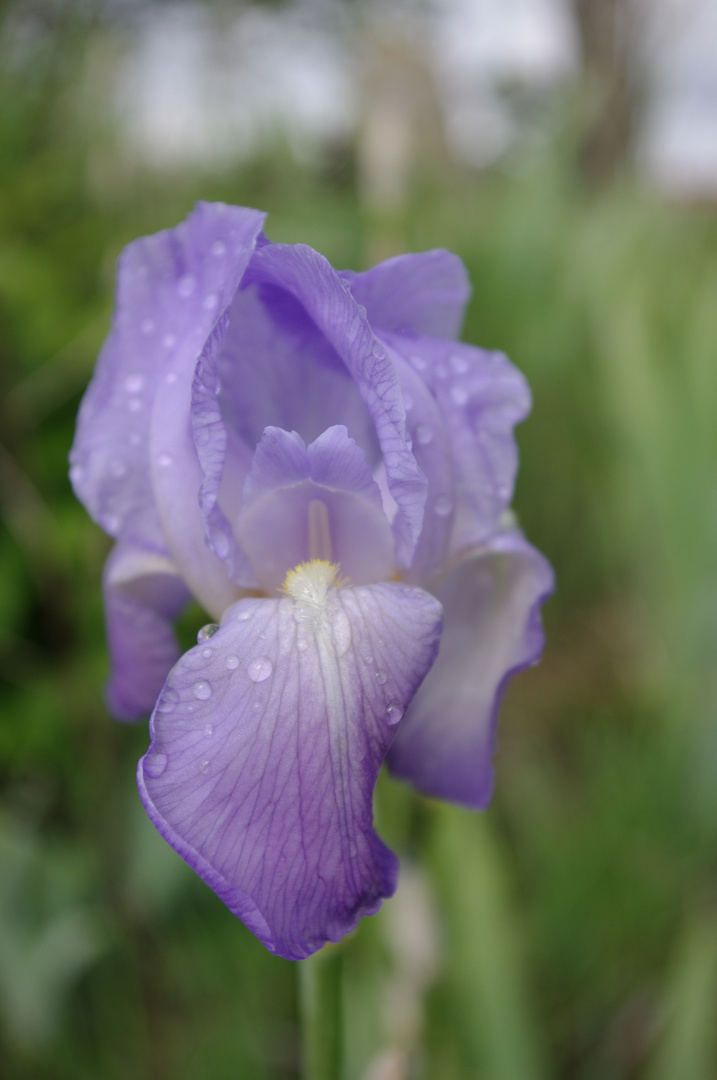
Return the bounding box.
[2,8,717,1079]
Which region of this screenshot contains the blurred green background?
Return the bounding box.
[2,1,717,1077]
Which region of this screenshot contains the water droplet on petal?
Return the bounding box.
[124,374,144,394]
[141,318,155,334]
[296,639,308,652]
[192,679,212,700]
[247,656,273,683]
[212,531,230,559]
[450,353,469,374]
[157,451,173,467]
[166,371,177,384]
[178,275,195,299]
[163,333,176,348]
[363,653,374,665]
[415,424,433,446]
[127,398,142,413]
[225,654,240,670]
[203,723,213,736]
[109,459,127,478]
[235,609,253,623]
[203,292,218,311]
[403,392,414,412]
[434,494,453,517]
[410,354,426,371]
[385,701,404,725]
[199,758,210,772]
[144,752,167,778]
[375,669,388,685]
[211,239,227,256]
[450,385,469,406]
[197,623,219,643]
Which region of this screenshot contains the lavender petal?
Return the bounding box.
[138,579,442,959]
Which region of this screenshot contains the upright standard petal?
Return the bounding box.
[103,543,190,722]
[70,202,265,559]
[246,243,428,566]
[138,569,442,959]
[340,249,471,339]
[388,531,554,808]
[384,333,531,552]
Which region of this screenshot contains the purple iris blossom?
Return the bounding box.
[70,203,553,960]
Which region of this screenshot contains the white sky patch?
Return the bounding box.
[111,0,717,194]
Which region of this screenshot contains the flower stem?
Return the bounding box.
[299,945,343,1080]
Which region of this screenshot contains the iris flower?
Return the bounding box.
[70,203,553,960]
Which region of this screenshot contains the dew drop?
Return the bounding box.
[163,333,176,349]
[197,623,219,643]
[225,654,240,670]
[124,374,144,394]
[296,639,308,652]
[192,679,212,700]
[157,451,173,468]
[166,371,177,384]
[141,318,155,334]
[385,701,404,726]
[127,397,142,413]
[212,531,230,559]
[178,275,195,298]
[403,392,414,412]
[199,759,210,772]
[434,494,453,517]
[450,384,469,406]
[363,653,375,665]
[109,459,127,478]
[157,688,179,713]
[203,292,218,311]
[203,723,214,736]
[450,353,469,374]
[211,239,227,256]
[144,752,167,778]
[235,608,253,622]
[415,423,433,446]
[375,669,388,685]
[247,656,273,683]
[410,354,426,371]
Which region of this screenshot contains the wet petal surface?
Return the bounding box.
[138,577,442,959]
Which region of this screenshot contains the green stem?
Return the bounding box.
[299,945,343,1080]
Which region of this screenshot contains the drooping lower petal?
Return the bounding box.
[388,531,554,808]
[103,543,190,721]
[138,574,442,959]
